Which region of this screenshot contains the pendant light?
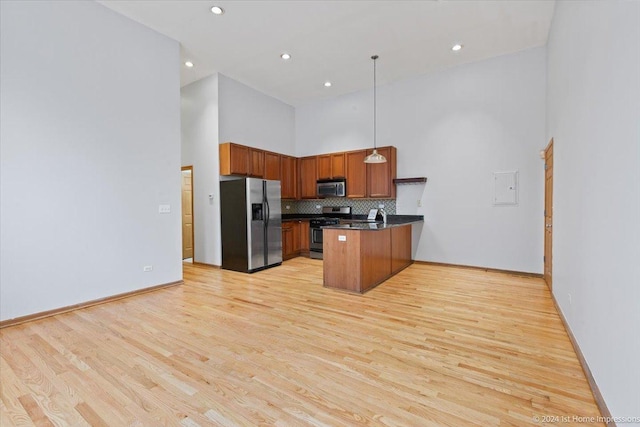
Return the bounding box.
[364,54,387,164]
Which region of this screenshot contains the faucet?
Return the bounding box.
[377,208,387,224]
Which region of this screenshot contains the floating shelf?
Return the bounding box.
[393,177,427,185]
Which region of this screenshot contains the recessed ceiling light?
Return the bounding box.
[185,61,194,68]
[280,53,291,60]
[210,6,224,15]
[452,44,463,52]
[324,81,332,87]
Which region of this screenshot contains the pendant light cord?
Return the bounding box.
[372,55,378,150]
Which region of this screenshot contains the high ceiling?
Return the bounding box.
[99,0,555,106]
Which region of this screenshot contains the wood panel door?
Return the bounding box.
[544,139,554,289]
[317,155,331,179]
[264,152,281,181]
[331,153,345,178]
[391,224,412,274]
[282,222,295,260]
[345,150,367,198]
[367,146,396,198]
[280,155,297,199]
[318,153,346,179]
[299,220,310,254]
[249,148,264,177]
[299,156,318,199]
[181,167,194,260]
[219,143,249,176]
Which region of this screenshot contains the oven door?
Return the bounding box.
[310,226,324,259]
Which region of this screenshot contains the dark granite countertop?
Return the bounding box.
[321,216,423,230]
[281,214,323,221]
[282,214,424,225]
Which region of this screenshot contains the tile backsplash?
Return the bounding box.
[281,198,396,215]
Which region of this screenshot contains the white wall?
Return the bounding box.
[218,74,296,156]
[181,75,220,265]
[546,1,640,421]
[0,1,182,321]
[296,48,546,273]
[181,74,295,266]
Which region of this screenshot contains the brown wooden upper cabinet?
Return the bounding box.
[345,146,396,198]
[280,155,297,199]
[345,150,367,198]
[219,142,265,178]
[221,142,396,200]
[367,146,397,198]
[264,151,281,181]
[317,153,345,180]
[219,142,250,176]
[299,156,318,199]
[248,148,264,177]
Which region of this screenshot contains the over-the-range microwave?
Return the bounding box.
[317,178,346,198]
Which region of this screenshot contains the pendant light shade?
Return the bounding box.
[364,149,386,163]
[364,55,387,164]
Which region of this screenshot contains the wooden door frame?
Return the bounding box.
[181,166,195,261]
[544,139,553,289]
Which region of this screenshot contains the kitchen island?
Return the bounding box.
[322,218,423,293]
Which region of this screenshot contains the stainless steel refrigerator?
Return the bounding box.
[220,178,282,273]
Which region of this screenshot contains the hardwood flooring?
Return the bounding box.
[1,258,602,426]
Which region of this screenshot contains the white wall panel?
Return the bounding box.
[546,0,640,421]
[296,48,546,273]
[181,75,220,265]
[0,0,182,321]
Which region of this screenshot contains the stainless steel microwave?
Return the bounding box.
[317,179,346,198]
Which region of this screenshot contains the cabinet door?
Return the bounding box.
[299,220,310,253]
[391,224,412,274]
[249,148,264,178]
[280,155,297,199]
[219,143,249,176]
[331,153,345,178]
[345,150,367,198]
[282,222,294,259]
[367,146,396,198]
[299,156,318,199]
[318,153,345,179]
[317,155,331,179]
[292,221,301,252]
[264,152,281,181]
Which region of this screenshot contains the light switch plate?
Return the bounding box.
[338,235,346,241]
[158,204,171,213]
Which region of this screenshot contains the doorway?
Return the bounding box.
[544,139,553,289]
[181,166,194,262]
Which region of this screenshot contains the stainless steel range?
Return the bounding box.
[309,206,352,259]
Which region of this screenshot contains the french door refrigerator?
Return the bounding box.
[220,178,282,273]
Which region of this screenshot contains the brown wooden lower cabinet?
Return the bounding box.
[282,222,295,260]
[299,220,310,256]
[282,220,311,260]
[323,224,413,293]
[391,224,412,274]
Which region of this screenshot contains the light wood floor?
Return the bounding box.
[1,258,602,426]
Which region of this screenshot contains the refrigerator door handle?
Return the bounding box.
[264,182,270,227]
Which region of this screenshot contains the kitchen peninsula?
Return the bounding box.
[322,218,423,293]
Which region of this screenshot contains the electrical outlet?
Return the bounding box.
[158,204,171,214]
[286,205,291,210]
[143,265,153,272]
[568,293,572,305]
[417,199,422,207]
[316,205,321,209]
[378,204,385,209]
